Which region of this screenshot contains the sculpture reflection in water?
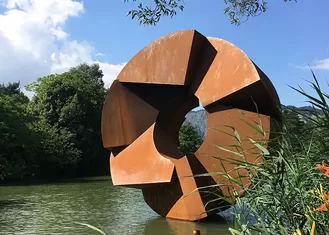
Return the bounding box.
[101,30,282,221]
[143,216,229,235]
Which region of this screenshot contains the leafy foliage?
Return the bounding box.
[178,123,203,155]
[0,82,36,180]
[26,63,108,177]
[223,0,296,25]
[125,0,184,25]
[0,63,109,182]
[31,121,81,179]
[124,0,297,25]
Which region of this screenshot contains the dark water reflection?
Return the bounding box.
[0,177,231,235]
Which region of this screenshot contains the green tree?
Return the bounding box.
[31,120,81,179]
[125,0,296,26]
[0,82,35,180]
[26,63,109,177]
[0,82,81,181]
[178,123,203,155]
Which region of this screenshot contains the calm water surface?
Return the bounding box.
[0,177,231,235]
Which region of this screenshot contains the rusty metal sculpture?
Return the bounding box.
[101,30,281,221]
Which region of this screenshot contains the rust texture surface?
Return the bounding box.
[101,30,282,221]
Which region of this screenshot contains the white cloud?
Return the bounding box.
[0,0,125,89]
[309,58,329,70]
[296,58,329,70]
[97,62,127,88]
[95,52,105,57]
[50,40,94,73]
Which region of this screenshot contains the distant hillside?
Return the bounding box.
[281,105,323,116]
[183,105,323,138]
[183,110,207,139]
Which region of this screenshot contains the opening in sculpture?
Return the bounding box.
[177,97,206,156]
[101,30,282,221]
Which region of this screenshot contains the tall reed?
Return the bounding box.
[198,70,329,234]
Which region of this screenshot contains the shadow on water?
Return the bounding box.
[0,199,27,209]
[0,176,111,187]
[144,214,230,235]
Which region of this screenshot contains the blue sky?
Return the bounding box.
[1,0,329,106]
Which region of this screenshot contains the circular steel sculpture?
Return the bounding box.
[101,30,282,221]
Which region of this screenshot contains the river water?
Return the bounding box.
[0,177,231,235]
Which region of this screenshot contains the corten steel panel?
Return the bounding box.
[101,80,159,148]
[117,30,212,86]
[101,30,282,221]
[194,107,271,201]
[110,124,175,187]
